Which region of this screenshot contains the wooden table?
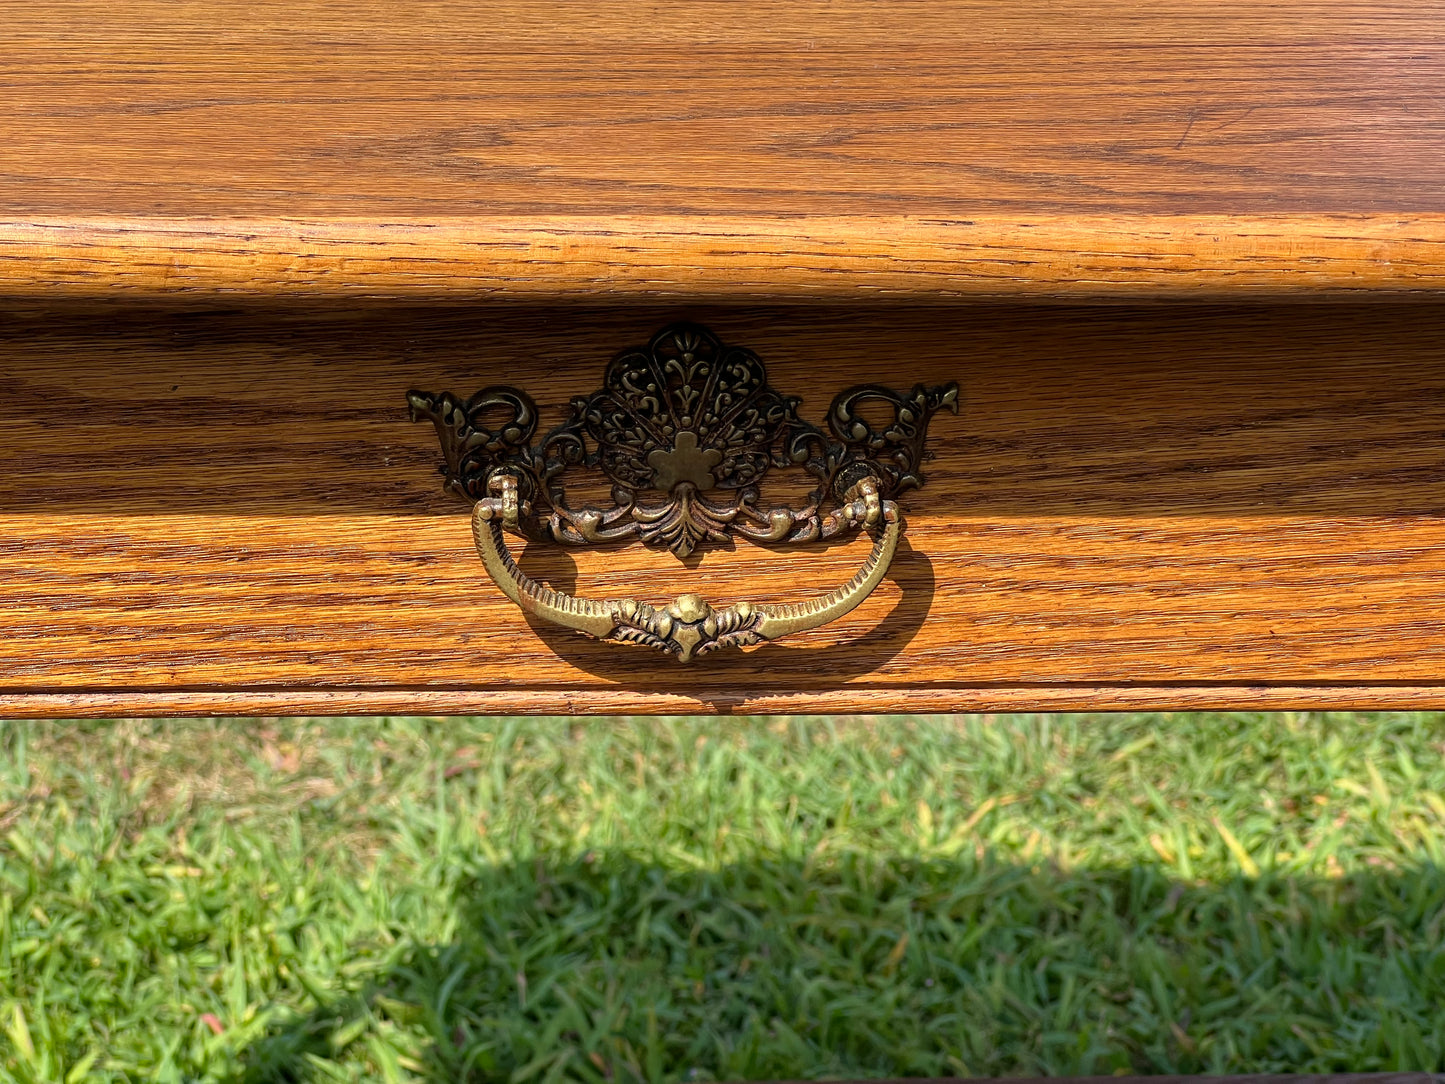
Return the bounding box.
[3,0,1445,716]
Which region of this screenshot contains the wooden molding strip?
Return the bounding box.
[5,684,1445,718]
[3,215,1445,302]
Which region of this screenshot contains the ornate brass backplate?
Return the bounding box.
[409,322,957,661]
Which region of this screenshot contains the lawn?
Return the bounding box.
[1,712,1444,1083]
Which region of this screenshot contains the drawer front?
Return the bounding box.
[3,302,1445,715]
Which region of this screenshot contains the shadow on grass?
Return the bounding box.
[235,853,1445,1082]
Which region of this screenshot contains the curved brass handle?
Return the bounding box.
[473,475,900,662]
[410,324,954,663]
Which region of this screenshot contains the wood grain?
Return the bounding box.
[10,686,1445,720]
[2,1,1444,296]
[5,216,1445,301]
[6,301,1445,715]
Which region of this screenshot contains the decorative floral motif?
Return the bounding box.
[408,323,958,558]
[607,594,766,663]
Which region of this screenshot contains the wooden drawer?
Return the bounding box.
[5,299,1445,716]
[5,0,1445,715]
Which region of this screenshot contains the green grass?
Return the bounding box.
[2,713,1445,1083]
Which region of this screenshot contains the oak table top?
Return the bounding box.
[1,0,1443,299]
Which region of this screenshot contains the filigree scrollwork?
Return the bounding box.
[408,322,956,660]
[409,322,957,558]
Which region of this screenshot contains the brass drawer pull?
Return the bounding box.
[473,473,900,662]
[410,323,955,662]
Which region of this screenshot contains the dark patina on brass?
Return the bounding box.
[408,322,957,661]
